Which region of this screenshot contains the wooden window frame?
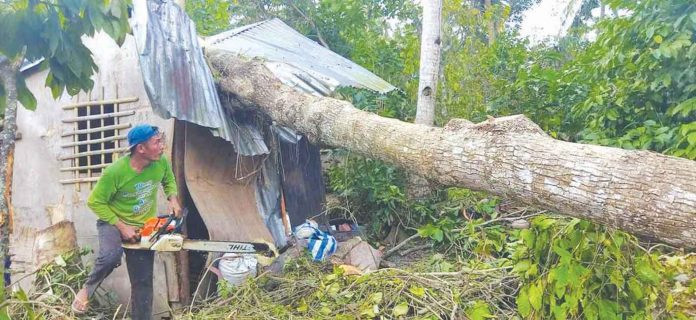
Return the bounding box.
[60,97,138,185]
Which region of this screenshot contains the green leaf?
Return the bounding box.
[528,282,543,311]
[16,77,36,110]
[552,303,567,320]
[609,269,624,288]
[517,287,531,317]
[583,301,599,320]
[533,217,556,230]
[465,301,494,320]
[370,292,383,303]
[597,299,619,320]
[635,257,660,284]
[688,132,696,145]
[512,259,531,274]
[392,302,409,316]
[670,98,696,117]
[628,278,644,300]
[13,289,35,319]
[409,286,425,298]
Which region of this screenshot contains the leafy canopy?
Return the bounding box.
[0,0,131,111]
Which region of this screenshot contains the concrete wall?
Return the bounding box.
[11,32,177,318]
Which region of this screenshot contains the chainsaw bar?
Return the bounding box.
[122,238,275,256]
[182,239,270,254]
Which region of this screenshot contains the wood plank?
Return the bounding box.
[33,221,78,267]
[172,120,190,305]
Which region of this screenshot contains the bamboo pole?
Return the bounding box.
[61,123,131,137]
[62,110,135,123]
[60,177,100,184]
[61,135,126,147]
[60,147,128,160]
[61,97,138,109]
[60,163,111,172]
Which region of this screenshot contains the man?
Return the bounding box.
[71,124,181,319]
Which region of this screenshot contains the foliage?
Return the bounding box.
[185,0,233,36]
[334,87,413,121]
[493,0,696,158]
[3,249,119,319]
[182,254,517,319]
[510,216,695,319]
[0,0,131,111]
[194,2,696,319]
[326,152,408,237]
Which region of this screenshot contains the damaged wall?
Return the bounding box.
[12,32,176,317]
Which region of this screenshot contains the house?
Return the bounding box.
[10,0,395,317]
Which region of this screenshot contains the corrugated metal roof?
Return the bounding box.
[205,18,397,95]
[131,0,268,156]
[131,4,395,156]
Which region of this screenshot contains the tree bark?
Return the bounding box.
[207,51,696,250]
[484,0,495,45]
[0,55,21,292]
[415,0,442,126]
[410,0,443,199]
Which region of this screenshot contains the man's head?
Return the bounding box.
[128,124,165,161]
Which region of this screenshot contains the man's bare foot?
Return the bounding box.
[71,287,89,314]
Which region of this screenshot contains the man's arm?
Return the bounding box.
[88,169,138,242]
[87,171,120,225]
[162,157,181,217]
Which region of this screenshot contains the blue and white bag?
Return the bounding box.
[294,220,337,261]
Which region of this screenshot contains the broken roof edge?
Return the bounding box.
[204,18,398,95]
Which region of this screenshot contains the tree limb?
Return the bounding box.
[287,1,331,49]
[206,50,696,249]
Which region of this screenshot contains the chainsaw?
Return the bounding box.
[122,209,276,257]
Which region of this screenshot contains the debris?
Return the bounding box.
[509,219,530,229]
[266,242,305,275]
[32,221,78,268]
[178,255,517,319]
[331,237,382,272]
[337,264,362,275]
[294,220,337,261]
[6,249,119,319]
[328,218,361,242]
[399,244,432,256]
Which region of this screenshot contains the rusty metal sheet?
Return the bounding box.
[184,124,275,244]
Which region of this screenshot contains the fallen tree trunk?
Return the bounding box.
[207,50,696,250]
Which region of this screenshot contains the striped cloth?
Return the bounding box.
[294,221,337,261]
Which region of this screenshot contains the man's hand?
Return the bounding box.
[168,196,182,218]
[115,221,139,243]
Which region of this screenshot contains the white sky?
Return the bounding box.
[518,0,583,44]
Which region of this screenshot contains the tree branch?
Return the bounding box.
[206,51,696,249]
[288,1,331,49]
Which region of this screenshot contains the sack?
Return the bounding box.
[218,253,258,286]
[294,220,337,261]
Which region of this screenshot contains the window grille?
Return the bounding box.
[60,97,138,185]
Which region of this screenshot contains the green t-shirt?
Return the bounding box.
[87,155,178,226]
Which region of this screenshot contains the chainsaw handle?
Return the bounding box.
[174,208,188,233]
